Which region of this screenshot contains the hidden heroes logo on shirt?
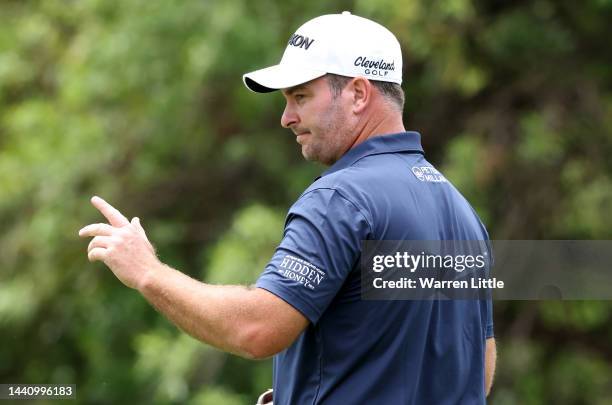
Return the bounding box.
[278,255,326,290]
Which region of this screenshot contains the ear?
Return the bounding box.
[349,77,372,114]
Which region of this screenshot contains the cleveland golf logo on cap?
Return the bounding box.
[288,33,315,50]
[354,56,395,77]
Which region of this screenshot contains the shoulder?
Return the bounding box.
[285,172,373,236]
[296,167,370,213]
[302,160,382,198]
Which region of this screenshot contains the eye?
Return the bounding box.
[294,94,305,102]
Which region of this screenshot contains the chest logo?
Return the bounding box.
[411,166,448,183]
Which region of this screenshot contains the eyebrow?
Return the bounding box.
[284,84,307,96]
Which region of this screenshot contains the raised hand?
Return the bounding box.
[79,196,159,290]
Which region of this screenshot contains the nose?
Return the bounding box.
[281,102,299,129]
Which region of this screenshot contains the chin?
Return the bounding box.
[302,152,315,162]
[301,150,318,163]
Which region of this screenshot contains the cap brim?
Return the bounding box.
[243,64,326,93]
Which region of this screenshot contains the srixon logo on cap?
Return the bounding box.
[288,33,315,50]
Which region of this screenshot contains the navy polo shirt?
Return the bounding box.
[256,132,494,404]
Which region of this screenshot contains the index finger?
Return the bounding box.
[91,196,130,227]
[79,223,116,238]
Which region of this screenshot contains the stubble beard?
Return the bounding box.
[301,100,352,166]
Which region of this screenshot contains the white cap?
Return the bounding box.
[243,11,402,93]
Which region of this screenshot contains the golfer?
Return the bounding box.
[80,12,496,404]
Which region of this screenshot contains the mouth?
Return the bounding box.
[295,132,310,143]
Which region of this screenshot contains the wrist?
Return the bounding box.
[137,259,165,293]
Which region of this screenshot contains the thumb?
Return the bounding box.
[131,217,147,238]
[132,217,154,252]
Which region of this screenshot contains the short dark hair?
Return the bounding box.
[325,74,405,111]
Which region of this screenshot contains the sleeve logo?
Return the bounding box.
[278,255,326,290]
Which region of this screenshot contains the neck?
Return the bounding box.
[346,106,405,151]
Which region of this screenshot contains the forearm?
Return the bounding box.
[79,197,306,358]
[137,263,263,358]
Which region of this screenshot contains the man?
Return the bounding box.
[80,12,496,404]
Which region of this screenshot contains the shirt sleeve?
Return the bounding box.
[485,298,494,338]
[485,239,494,338]
[256,188,371,324]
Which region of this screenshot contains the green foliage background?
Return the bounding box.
[1,0,611,403]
